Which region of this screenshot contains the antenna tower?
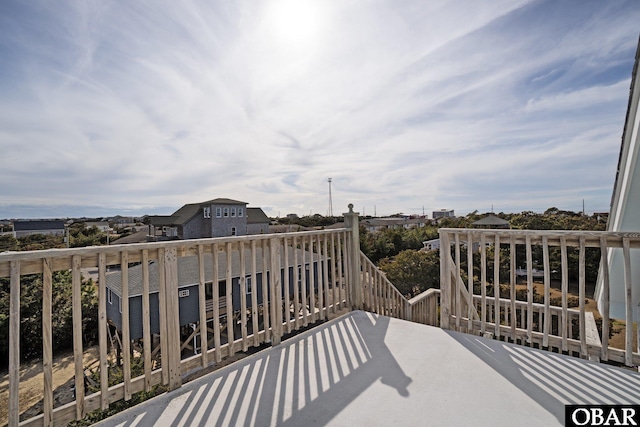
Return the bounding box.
[328,178,333,217]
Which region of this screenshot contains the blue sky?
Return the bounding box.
[0,0,638,219]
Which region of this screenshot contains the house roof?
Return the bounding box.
[247,207,270,224]
[106,246,315,297]
[201,198,247,205]
[109,229,150,245]
[148,199,249,227]
[472,214,510,227]
[170,203,202,225]
[13,220,65,231]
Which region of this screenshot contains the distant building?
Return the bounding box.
[246,208,270,234]
[432,209,455,219]
[361,217,429,233]
[147,198,270,240]
[85,221,111,232]
[471,214,510,229]
[421,239,441,251]
[13,220,65,238]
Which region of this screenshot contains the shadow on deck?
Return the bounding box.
[96,311,640,427]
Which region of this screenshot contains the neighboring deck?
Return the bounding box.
[96,311,640,427]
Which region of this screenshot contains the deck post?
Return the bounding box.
[344,204,362,310]
[163,248,182,390]
[270,238,283,345]
[440,230,451,329]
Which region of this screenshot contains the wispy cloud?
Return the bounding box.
[0,0,638,218]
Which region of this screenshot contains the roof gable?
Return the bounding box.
[247,207,269,224]
[202,198,247,205]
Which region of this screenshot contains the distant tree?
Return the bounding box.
[378,249,440,297]
[0,271,98,368]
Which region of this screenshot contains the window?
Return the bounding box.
[107,288,112,304]
[231,227,237,236]
[231,207,236,217]
[246,277,252,295]
[216,207,222,218]
[119,298,122,313]
[203,207,211,218]
[223,207,229,217]
[238,207,243,217]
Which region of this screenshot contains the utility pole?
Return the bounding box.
[327,178,333,217]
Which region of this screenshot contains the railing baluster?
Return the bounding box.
[578,237,587,358]
[454,233,461,331]
[98,253,109,410]
[525,235,533,345]
[251,240,260,347]
[599,236,610,361]
[195,245,208,371]
[480,234,487,335]
[542,236,550,348]
[120,251,132,399]
[623,237,633,366]
[283,237,292,333]
[322,234,330,320]
[467,231,474,333]
[293,235,301,328]
[440,231,451,329]
[9,261,20,427]
[72,254,85,418]
[261,239,270,342]
[330,232,337,316]
[225,242,235,356]
[142,249,154,386]
[310,234,317,323]
[43,258,53,426]
[510,237,516,341]
[560,236,568,352]
[494,234,500,338]
[164,247,181,390]
[336,233,344,311]
[212,244,222,362]
[239,241,248,352]
[270,238,283,345]
[157,248,169,385]
[302,235,309,326]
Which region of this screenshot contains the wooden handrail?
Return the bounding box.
[439,227,640,368]
[6,228,353,427]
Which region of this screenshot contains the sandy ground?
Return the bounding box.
[0,346,99,426]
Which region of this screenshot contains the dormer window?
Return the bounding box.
[203,207,211,218]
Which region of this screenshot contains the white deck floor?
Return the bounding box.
[97,311,640,427]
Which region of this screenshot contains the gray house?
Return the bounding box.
[148,198,269,240]
[105,247,324,340]
[13,220,65,238]
[247,208,270,234]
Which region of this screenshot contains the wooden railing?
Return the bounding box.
[1,229,353,427]
[360,253,407,319]
[359,252,441,327]
[439,228,640,368]
[10,209,634,427]
[408,289,440,327]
